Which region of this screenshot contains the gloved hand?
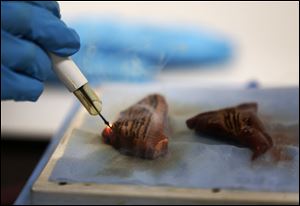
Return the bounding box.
[1,1,80,101]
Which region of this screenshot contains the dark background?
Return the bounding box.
[1,138,49,205]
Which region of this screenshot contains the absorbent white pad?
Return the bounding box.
[49,86,299,192]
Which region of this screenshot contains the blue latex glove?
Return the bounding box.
[1,1,80,101]
[66,20,232,83]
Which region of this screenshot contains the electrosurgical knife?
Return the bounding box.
[50,54,111,128]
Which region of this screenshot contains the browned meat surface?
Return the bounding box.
[186,103,273,160]
[102,94,168,159]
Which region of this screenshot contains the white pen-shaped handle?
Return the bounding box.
[50,54,87,92]
[50,53,103,117]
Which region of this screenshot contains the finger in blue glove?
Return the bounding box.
[1,1,80,57]
[1,65,44,101]
[27,1,61,18]
[1,1,80,101]
[1,30,51,81]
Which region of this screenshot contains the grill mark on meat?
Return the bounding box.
[135,117,144,138]
[224,112,232,131]
[186,103,273,160]
[236,112,240,133]
[142,113,152,140]
[151,95,158,109]
[102,94,168,159]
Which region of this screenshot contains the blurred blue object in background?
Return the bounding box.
[247,80,260,89]
[48,19,233,84]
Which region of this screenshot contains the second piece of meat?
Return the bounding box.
[186,103,273,160]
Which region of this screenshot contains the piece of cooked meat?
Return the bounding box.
[102,94,169,159]
[186,103,273,160]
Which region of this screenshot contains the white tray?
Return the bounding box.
[30,84,299,204]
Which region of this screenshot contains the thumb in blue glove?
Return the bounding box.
[1,1,80,101]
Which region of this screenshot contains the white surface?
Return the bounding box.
[1,2,299,139]
[51,54,88,92]
[50,86,299,193]
[14,86,299,205]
